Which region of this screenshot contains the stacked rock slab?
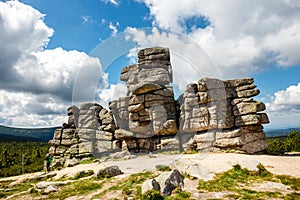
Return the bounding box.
[179,77,269,153]
[110,47,178,152]
[77,102,116,157]
[48,46,271,156]
[48,103,117,166]
[48,106,80,166]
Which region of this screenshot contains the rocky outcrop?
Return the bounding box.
[180,77,269,153]
[110,47,177,152]
[48,103,117,167]
[47,46,270,159]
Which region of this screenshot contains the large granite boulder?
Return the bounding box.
[180,77,269,153]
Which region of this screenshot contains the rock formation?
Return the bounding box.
[179,77,269,153]
[48,46,270,164]
[110,47,178,152]
[48,103,117,166]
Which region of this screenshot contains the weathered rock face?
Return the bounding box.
[48,46,270,157]
[110,47,178,152]
[48,103,117,166]
[180,77,269,153]
[142,169,184,196]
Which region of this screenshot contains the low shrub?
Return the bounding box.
[267,130,300,155]
[142,190,164,200]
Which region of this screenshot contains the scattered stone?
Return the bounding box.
[109,150,136,160]
[35,172,57,181]
[35,181,57,190]
[249,181,291,193]
[142,169,184,196]
[43,185,58,194]
[64,158,79,167]
[96,166,124,179]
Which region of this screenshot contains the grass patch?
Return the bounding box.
[0,180,37,199]
[197,164,286,199]
[93,171,156,199]
[78,157,95,164]
[276,175,300,190]
[71,170,94,180]
[93,171,194,200]
[142,190,164,200]
[183,149,198,154]
[142,188,193,200]
[284,192,300,200]
[155,164,171,172]
[47,179,103,199]
[198,164,260,192]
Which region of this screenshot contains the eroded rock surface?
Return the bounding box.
[180,77,269,153]
[47,46,270,161]
[110,47,177,152]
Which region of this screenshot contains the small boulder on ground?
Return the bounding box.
[142,169,184,196]
[43,185,58,194]
[96,166,123,179]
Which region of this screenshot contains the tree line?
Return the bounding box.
[0,141,49,177]
[267,130,300,155]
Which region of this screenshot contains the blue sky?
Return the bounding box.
[0,0,300,128]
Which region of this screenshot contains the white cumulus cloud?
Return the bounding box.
[0,1,107,127]
[98,83,128,107]
[265,83,300,128]
[135,0,300,75]
[267,83,300,112]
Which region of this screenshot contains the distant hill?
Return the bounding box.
[0,133,41,142]
[0,125,59,142]
[265,127,300,138]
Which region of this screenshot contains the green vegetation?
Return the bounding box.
[93,171,156,199]
[72,170,95,180]
[198,164,300,199]
[183,149,199,154]
[267,130,300,155]
[142,190,164,200]
[142,188,192,200]
[1,164,298,200]
[0,178,39,199]
[47,179,103,199]
[155,164,171,171]
[276,175,300,190]
[0,141,50,177]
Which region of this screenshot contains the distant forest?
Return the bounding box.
[0,125,55,177]
[0,141,50,177]
[0,125,58,142]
